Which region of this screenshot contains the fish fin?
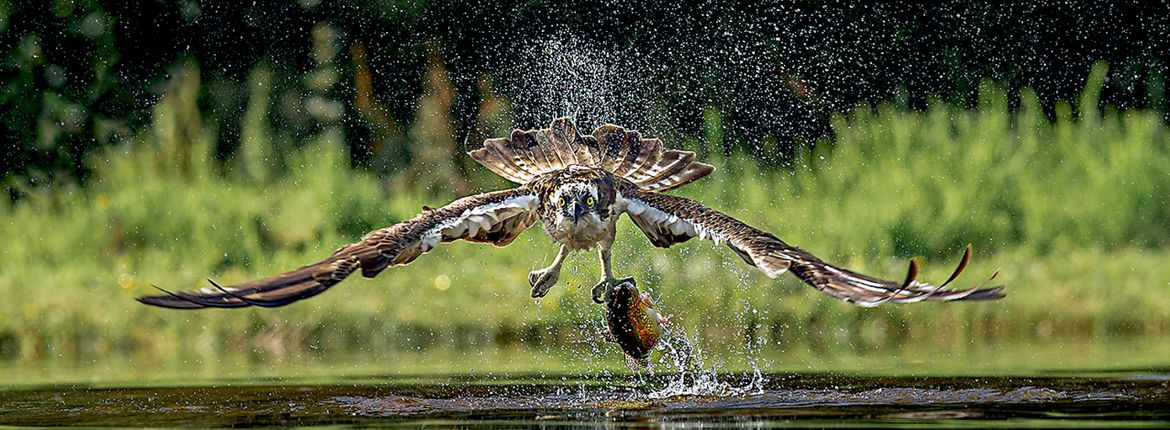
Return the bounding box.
[639,292,655,307]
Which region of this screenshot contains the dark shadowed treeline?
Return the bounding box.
[3,0,1168,192]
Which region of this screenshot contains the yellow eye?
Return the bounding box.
[557,197,565,206]
[586,196,595,206]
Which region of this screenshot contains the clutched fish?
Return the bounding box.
[603,278,669,369]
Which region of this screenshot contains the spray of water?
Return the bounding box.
[641,318,767,398]
[507,35,663,131]
[514,34,768,397]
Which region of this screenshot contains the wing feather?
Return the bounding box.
[137,188,539,309]
[504,131,545,179]
[467,118,713,191]
[590,124,630,172]
[468,138,536,184]
[619,188,1004,307]
[548,117,582,166]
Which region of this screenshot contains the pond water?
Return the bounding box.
[2,372,1168,427]
[2,337,1169,427]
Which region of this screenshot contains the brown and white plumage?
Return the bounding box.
[620,187,1002,307]
[137,117,1003,309]
[469,118,715,192]
[137,189,537,308]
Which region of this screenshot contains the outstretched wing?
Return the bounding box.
[137,188,539,309]
[619,188,1004,307]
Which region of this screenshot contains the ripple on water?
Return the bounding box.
[0,374,1167,427]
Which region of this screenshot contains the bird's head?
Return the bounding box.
[551,181,606,226]
[533,165,618,233]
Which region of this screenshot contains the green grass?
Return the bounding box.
[1,64,1169,374]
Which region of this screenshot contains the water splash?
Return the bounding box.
[643,324,767,398]
[510,35,661,130]
[562,288,765,398]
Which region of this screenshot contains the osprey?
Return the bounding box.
[137,117,1004,309]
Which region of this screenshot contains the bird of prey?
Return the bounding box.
[137,117,1004,309]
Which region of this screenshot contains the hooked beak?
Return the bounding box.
[571,203,585,222]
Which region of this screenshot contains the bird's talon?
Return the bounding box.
[529,268,559,298]
[592,277,633,304]
[591,280,609,304]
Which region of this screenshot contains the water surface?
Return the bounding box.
[4,335,1170,428]
[2,372,1168,427]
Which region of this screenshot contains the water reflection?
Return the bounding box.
[2,334,1169,427]
[1,372,1167,427]
[2,334,1169,388]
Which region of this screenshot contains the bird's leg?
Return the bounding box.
[529,245,569,298]
[591,244,618,304]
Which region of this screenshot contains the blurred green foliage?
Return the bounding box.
[1,0,130,185]
[1,62,1167,371]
